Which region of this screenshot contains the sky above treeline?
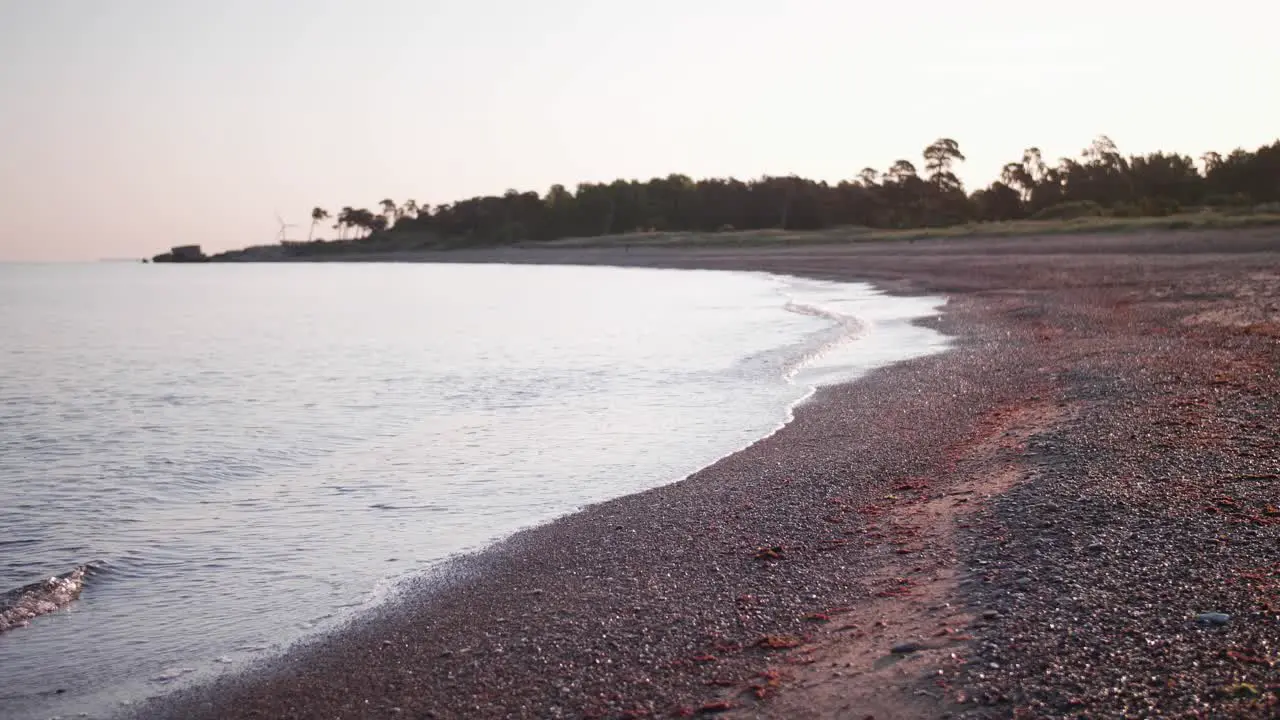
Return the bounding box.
[1,0,1277,261]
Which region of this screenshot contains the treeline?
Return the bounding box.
[294,136,1280,250]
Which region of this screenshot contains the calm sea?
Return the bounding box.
[0,262,948,718]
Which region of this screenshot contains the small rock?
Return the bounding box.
[982,610,1001,620]
[1196,612,1230,626]
[1085,542,1106,554]
[891,642,922,654]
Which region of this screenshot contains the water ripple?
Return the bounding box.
[0,262,947,720]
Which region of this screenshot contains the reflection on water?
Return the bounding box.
[0,262,947,718]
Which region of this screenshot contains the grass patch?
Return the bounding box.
[526,211,1280,250]
[214,209,1280,260]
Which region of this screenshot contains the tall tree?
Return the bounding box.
[971,182,1024,221]
[296,134,1279,253]
[309,207,329,242]
[886,160,918,184]
[1023,148,1048,183]
[1201,152,1223,175]
[923,138,966,190]
[335,206,355,240]
[922,139,968,224]
[1001,162,1033,201]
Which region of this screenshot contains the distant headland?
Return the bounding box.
[150,245,209,263]
[151,136,1280,262]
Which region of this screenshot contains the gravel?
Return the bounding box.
[129,229,1280,719]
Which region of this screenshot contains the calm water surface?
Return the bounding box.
[0,262,948,718]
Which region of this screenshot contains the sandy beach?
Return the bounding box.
[133,229,1280,719]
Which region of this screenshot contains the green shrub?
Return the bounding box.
[1109,202,1143,218]
[1203,192,1253,207]
[1138,196,1182,217]
[1031,201,1105,220]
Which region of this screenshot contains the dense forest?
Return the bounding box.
[219,136,1280,259]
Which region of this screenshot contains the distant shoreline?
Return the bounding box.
[148,135,1280,264]
[150,211,1280,265]
[136,229,1280,719]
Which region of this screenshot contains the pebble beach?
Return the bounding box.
[133,229,1280,719]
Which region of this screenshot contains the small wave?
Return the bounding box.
[151,667,197,683]
[732,300,867,383]
[783,299,857,324]
[368,502,448,512]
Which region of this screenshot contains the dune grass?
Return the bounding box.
[216,209,1280,261]
[529,211,1280,250]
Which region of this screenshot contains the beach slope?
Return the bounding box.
[135,229,1280,719]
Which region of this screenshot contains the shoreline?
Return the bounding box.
[132,230,1280,719]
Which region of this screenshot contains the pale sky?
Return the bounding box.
[1,0,1276,261]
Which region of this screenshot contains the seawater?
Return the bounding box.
[0,262,948,718]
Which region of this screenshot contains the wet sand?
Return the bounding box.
[134,229,1280,719]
